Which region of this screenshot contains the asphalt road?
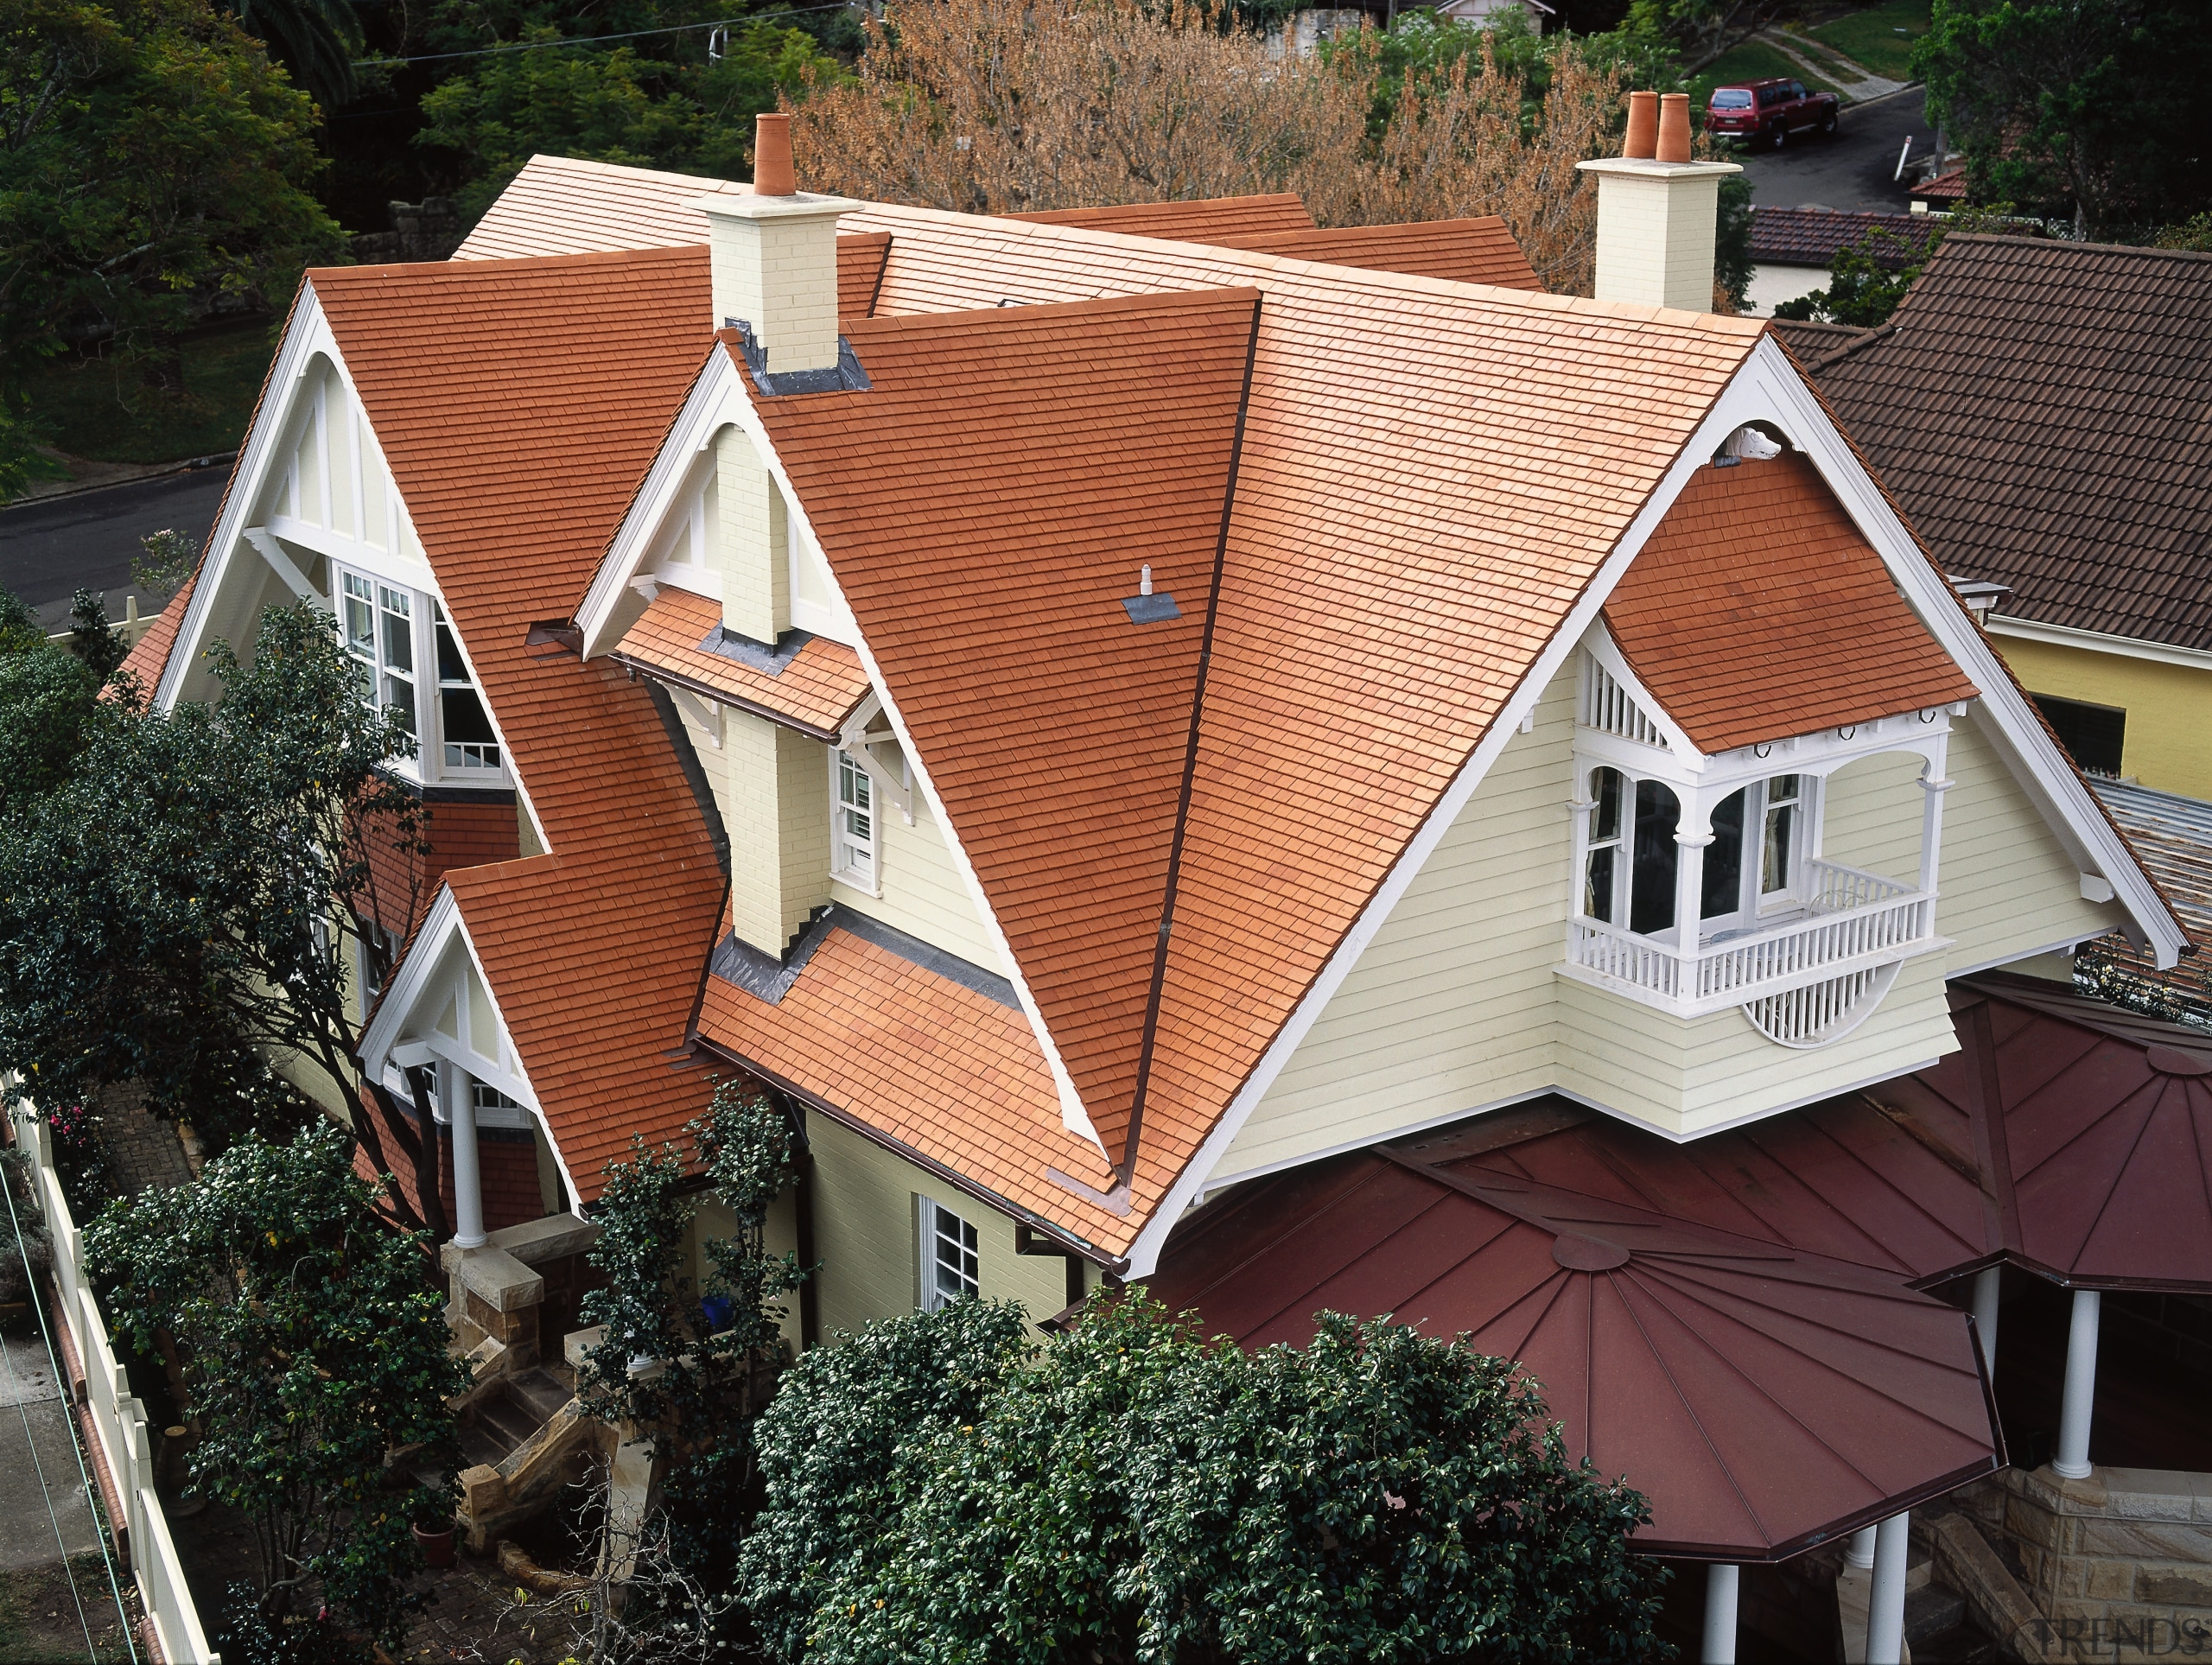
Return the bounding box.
[0,469,228,632]
[1736,86,1938,213]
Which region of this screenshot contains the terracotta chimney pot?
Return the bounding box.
[1656,93,1693,163]
[753,112,796,196]
[1624,91,1658,160]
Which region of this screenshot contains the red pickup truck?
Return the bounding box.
[1704,78,1841,149]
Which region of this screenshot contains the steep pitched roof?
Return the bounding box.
[1001,194,1314,240]
[787,202,1767,1211]
[1800,235,2212,650]
[612,587,871,739]
[1603,451,1977,753]
[744,289,1261,1156]
[1217,219,1540,288]
[311,248,728,1194]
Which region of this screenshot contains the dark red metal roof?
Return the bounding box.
[1146,1115,2001,1562]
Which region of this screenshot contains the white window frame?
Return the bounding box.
[918,1196,980,1311]
[830,747,880,894]
[333,563,508,788]
[433,600,503,776]
[1577,765,1821,944]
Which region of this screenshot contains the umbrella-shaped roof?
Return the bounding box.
[1146,1127,2000,1561]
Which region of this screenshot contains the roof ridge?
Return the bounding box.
[1119,292,1264,1179]
[1945,231,2212,263]
[313,242,712,281]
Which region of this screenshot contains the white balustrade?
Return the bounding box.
[1567,858,1934,1019]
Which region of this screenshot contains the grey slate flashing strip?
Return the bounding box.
[709,903,1020,1011]
[697,624,815,677]
[1122,593,1182,625]
[729,319,873,397]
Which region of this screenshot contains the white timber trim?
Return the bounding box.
[1985,612,2212,673]
[241,527,317,601]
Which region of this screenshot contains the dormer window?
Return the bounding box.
[831,748,878,893]
[435,602,500,772]
[334,564,505,787]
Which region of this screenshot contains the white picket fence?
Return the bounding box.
[10,1104,220,1665]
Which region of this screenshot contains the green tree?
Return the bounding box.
[413,22,839,223]
[0,0,342,404]
[742,1297,1669,1664]
[0,601,442,1217]
[0,586,103,810]
[85,1122,468,1656]
[1916,0,2212,239]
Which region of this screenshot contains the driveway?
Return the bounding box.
[1734,86,1937,213]
[0,469,228,633]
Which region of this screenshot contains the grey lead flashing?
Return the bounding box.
[709,903,1020,1012]
[728,319,873,397]
[1122,592,1182,625]
[698,624,816,678]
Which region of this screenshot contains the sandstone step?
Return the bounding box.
[507,1367,572,1423]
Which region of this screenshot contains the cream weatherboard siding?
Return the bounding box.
[806,1112,1073,1339]
[1220,666,2126,1175]
[1218,670,1578,1178]
[831,785,1010,976]
[690,1192,805,1357]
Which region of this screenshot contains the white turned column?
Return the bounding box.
[448,1062,487,1249]
[1703,1563,1740,1664]
[1847,1525,1878,1568]
[1673,796,1713,976]
[2054,1287,2101,1478]
[1866,1512,1910,1665]
[1972,1265,2003,1373]
[1917,756,1953,899]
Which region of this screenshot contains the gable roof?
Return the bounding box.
[1603,451,1978,753]
[612,587,871,739]
[1746,207,1942,270]
[743,289,1262,1161]
[1220,219,1540,288]
[454,155,753,260]
[310,247,728,1194]
[1798,235,2212,651]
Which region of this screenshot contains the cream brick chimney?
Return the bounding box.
[1576,92,1742,312]
[694,112,861,645]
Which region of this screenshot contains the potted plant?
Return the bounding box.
[411,1505,455,1570]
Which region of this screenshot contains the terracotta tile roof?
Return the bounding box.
[363,794,520,942]
[1218,219,1541,288]
[1914,165,1969,202]
[796,202,1765,1217]
[1001,194,1314,240]
[696,920,1135,1254]
[1799,235,2212,650]
[611,587,871,738]
[453,155,753,260]
[114,575,195,690]
[1747,207,1942,270]
[836,232,890,321]
[1602,451,1977,753]
[310,247,728,1196]
[743,289,1261,1166]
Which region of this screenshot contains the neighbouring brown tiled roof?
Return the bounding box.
[1603,452,1977,753]
[1914,165,1969,202]
[1747,207,1942,270]
[311,248,728,1196]
[695,921,1135,1254]
[807,202,1765,1223]
[1001,194,1315,240]
[1801,234,2212,650]
[611,587,871,739]
[1217,219,1541,289]
[453,155,753,260]
[1768,317,1866,359]
[743,289,1260,1173]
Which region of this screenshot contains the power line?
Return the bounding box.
[354,2,855,67]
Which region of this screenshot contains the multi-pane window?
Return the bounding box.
[920,1198,979,1311]
[1582,767,1806,938]
[470,1078,521,1113]
[340,572,416,735]
[832,750,878,890]
[435,602,500,772]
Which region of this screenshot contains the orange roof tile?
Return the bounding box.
[1217,219,1541,289]
[1603,453,1978,753]
[114,575,195,691]
[612,587,871,738]
[837,232,890,322]
[310,247,728,1195]
[1001,194,1315,240]
[744,289,1260,1166]
[695,922,1134,1254]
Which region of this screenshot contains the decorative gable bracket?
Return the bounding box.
[841,696,914,825]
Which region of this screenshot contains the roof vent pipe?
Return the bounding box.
[1141,564,1154,596]
[753,111,796,197]
[1656,93,1693,163]
[1624,92,1658,160]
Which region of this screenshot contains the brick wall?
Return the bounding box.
[353,1088,546,1235]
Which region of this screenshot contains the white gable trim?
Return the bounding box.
[1122,338,2184,1276]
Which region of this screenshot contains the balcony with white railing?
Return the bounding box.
[1566,858,1940,1020]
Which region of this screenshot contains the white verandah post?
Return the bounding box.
[2054,1287,2101,1479]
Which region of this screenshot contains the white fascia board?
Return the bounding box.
[157,285,337,710]
[1744,332,2184,967]
[358,884,463,1070]
[1986,612,2212,673]
[722,396,1110,1158]
[1121,374,1776,1275]
[576,352,726,658]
